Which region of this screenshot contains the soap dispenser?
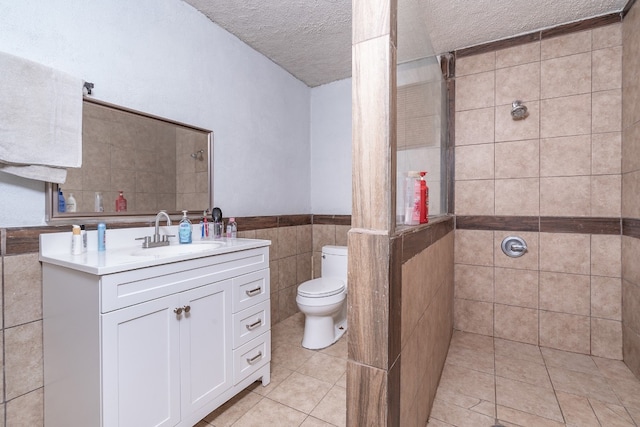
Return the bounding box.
[179,210,192,244]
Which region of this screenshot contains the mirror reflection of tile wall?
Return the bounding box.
[59,101,209,214]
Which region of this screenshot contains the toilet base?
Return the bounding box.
[301,315,347,350]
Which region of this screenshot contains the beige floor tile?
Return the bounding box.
[426,417,455,427]
[556,391,600,426]
[434,388,494,417]
[310,385,346,427]
[494,338,544,365]
[445,344,495,374]
[203,389,262,426]
[450,330,495,354]
[496,376,564,422]
[429,397,496,427]
[540,347,599,375]
[438,363,496,403]
[336,371,347,389]
[495,355,553,389]
[271,343,315,371]
[590,399,635,426]
[247,363,294,397]
[300,416,334,426]
[297,352,347,385]
[267,372,332,414]
[319,333,347,359]
[497,405,566,427]
[232,398,307,427]
[547,366,620,404]
[593,357,640,410]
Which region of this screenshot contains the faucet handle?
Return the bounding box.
[135,236,151,247]
[162,234,175,242]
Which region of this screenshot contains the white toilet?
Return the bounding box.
[296,245,348,349]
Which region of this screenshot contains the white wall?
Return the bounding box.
[0,0,311,226]
[310,78,352,214]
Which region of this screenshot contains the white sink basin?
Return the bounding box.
[130,241,225,257]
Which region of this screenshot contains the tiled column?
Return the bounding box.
[348,0,399,425]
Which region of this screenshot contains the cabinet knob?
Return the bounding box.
[183,305,191,313]
[174,307,183,315]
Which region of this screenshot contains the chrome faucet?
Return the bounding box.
[154,210,172,242]
[136,210,174,248]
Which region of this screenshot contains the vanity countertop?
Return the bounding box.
[39,225,271,275]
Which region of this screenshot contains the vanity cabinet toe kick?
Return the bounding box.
[42,245,271,427]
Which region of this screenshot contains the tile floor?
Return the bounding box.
[195,312,347,427]
[196,313,640,427]
[428,330,640,427]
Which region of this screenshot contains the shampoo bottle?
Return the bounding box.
[66,193,77,212]
[115,191,127,212]
[419,172,429,224]
[179,210,192,244]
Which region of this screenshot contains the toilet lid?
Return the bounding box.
[298,278,345,298]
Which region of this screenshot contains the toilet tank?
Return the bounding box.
[321,245,348,282]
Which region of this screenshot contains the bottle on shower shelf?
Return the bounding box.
[58,189,66,213]
[115,191,127,212]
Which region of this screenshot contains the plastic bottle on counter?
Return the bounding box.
[97,223,106,251]
[80,225,87,252]
[71,225,83,255]
[179,210,192,244]
[226,217,237,239]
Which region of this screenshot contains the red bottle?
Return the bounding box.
[419,172,429,224]
[115,191,127,212]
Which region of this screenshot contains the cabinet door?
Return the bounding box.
[102,294,181,427]
[180,279,233,415]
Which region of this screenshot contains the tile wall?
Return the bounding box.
[0,215,340,425]
[400,230,454,427]
[622,0,640,378]
[454,23,624,358]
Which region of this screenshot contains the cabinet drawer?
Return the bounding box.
[233,300,270,348]
[232,269,269,312]
[233,331,271,385]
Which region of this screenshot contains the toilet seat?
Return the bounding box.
[298,277,345,298]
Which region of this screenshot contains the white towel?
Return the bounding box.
[0,50,82,182]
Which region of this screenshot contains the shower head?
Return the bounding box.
[511,100,528,120]
[190,149,204,160]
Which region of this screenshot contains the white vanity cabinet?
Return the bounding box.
[41,242,270,427]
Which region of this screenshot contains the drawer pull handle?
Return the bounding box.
[245,287,262,297]
[174,307,183,315]
[246,351,263,365]
[183,305,191,313]
[246,319,262,330]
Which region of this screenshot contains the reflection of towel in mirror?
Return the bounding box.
[0,50,83,183]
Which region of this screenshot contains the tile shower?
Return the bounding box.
[453,22,625,359]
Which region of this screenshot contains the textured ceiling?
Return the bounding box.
[184,0,627,87]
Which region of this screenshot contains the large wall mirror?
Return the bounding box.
[47,98,212,221]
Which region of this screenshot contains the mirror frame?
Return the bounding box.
[46,97,213,224]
